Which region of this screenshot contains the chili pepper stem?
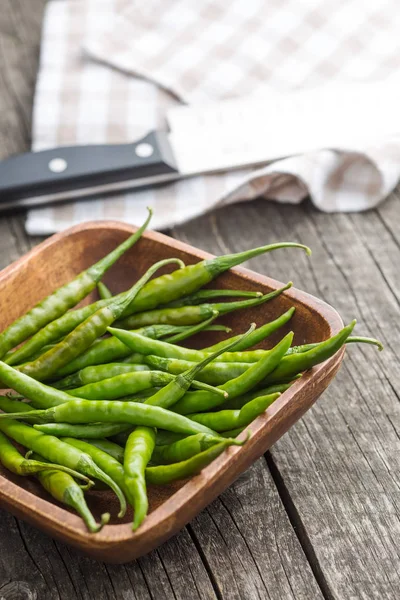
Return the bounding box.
[205,242,311,277]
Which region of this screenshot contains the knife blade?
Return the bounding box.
[2,81,400,211]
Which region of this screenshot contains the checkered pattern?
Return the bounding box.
[27,0,400,235]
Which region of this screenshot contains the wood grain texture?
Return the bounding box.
[0,0,399,597]
[173,199,400,599]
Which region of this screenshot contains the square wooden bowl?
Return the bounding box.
[0,222,344,563]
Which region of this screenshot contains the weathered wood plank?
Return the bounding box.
[173,198,400,598]
[189,459,323,600]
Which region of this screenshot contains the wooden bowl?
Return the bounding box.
[0,221,344,563]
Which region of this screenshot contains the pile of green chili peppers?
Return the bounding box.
[0,208,383,533]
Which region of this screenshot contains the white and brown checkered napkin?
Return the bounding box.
[28,0,400,235]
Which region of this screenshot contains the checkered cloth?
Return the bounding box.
[28,0,400,235]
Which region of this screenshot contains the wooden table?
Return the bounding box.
[1,3,399,599]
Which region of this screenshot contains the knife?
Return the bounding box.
[1,82,399,211]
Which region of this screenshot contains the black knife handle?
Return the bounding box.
[0,131,178,202]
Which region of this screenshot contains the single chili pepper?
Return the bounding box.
[1,209,152,363]
[161,288,263,308]
[188,392,280,432]
[0,417,126,516]
[65,370,226,401]
[141,324,256,410]
[34,422,133,438]
[124,426,156,529]
[120,242,311,318]
[53,363,151,390]
[116,287,290,329]
[0,361,89,409]
[64,370,181,401]
[221,382,294,410]
[171,332,293,415]
[19,258,185,382]
[84,438,125,463]
[286,335,383,354]
[264,320,356,383]
[35,466,109,533]
[202,305,295,353]
[4,401,219,436]
[144,356,250,385]
[97,282,113,300]
[53,321,222,379]
[108,326,272,364]
[0,430,94,484]
[145,442,233,485]
[151,432,244,465]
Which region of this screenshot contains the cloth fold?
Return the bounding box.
[28,0,400,235]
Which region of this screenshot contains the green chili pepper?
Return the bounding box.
[116,287,290,329]
[221,382,294,410]
[53,363,151,390]
[161,288,262,308]
[64,370,182,401]
[35,466,109,533]
[171,332,293,415]
[2,209,152,363]
[145,442,233,485]
[34,422,133,439]
[286,335,383,354]
[0,430,94,484]
[144,356,250,385]
[97,282,113,300]
[3,401,219,436]
[264,321,356,383]
[188,393,280,432]
[84,438,125,463]
[64,370,226,401]
[0,361,88,409]
[19,258,185,381]
[124,426,156,530]
[0,417,126,516]
[151,432,244,465]
[121,242,311,317]
[108,326,270,364]
[202,306,295,353]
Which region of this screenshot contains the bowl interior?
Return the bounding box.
[0,224,332,529]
